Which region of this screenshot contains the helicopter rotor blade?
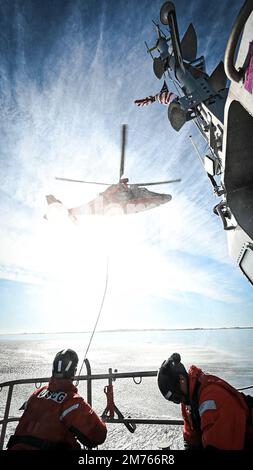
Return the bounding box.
[119,124,127,180]
[55,177,111,185]
[132,179,181,186]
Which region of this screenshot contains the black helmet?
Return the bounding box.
[157,353,188,404]
[52,349,79,379]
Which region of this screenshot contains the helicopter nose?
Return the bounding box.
[163,194,172,202]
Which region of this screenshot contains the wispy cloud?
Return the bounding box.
[0,0,252,331]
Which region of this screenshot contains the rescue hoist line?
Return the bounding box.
[75,259,136,434]
[77,257,109,379]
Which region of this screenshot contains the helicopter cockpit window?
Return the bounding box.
[239,245,253,285]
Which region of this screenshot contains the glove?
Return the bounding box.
[184,439,203,451]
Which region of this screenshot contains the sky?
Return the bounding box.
[0,0,252,334]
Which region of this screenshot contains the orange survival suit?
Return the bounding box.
[182,365,253,450]
[7,377,107,450]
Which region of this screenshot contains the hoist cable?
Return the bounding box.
[77,257,109,378]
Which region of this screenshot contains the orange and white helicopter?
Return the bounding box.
[45,125,180,220]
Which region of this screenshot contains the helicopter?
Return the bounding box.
[46,124,181,219]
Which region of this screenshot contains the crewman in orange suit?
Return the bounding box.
[7,349,107,450]
[158,353,253,450]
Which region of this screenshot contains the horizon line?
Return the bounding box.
[1,325,253,336]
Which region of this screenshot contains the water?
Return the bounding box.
[0,329,253,450]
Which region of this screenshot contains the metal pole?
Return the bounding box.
[224,0,253,83]
[104,418,184,425]
[0,384,14,450]
[189,134,204,166]
[84,358,92,406]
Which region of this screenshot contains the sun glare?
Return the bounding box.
[32,213,145,330]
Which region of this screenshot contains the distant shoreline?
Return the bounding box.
[1,326,253,336]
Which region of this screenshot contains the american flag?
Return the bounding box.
[155,80,177,105]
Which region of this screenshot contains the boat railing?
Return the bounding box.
[1,358,252,450]
[0,359,184,450]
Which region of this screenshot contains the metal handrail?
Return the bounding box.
[1,362,252,450]
[0,363,183,450]
[224,0,253,83]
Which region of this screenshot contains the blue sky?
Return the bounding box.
[0,0,252,334]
